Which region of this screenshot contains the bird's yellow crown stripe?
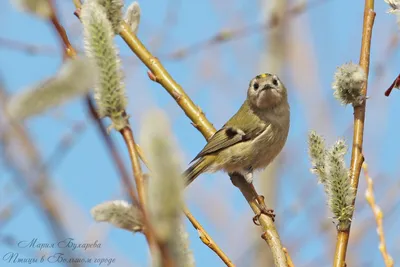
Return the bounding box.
[256,73,270,79]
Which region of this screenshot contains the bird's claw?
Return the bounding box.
[252,195,276,225]
[252,209,275,225]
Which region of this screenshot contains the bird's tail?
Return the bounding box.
[183,156,213,186]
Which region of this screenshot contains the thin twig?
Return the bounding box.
[118,21,288,267]
[232,175,288,267]
[362,163,394,267]
[72,0,82,8]
[283,248,295,267]
[164,0,333,60]
[120,127,147,209]
[0,37,58,56]
[333,1,375,267]
[86,98,140,206]
[48,0,76,58]
[183,206,235,267]
[135,143,150,168]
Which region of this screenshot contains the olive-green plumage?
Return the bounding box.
[184,73,290,186]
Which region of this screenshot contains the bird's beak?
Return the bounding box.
[261,84,273,91]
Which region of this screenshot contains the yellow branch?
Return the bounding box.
[362,163,394,267]
[120,127,147,208]
[283,248,295,267]
[183,206,235,267]
[120,24,215,139]
[333,1,375,266]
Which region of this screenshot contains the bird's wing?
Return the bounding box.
[191,101,267,162]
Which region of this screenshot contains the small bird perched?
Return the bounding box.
[184,73,290,187]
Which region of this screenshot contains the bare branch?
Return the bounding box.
[362,163,394,267]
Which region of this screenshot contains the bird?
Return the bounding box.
[183,73,290,221]
[184,73,290,188]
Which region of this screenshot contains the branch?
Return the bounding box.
[333,1,375,266]
[362,163,394,267]
[0,37,58,56]
[283,248,295,267]
[183,206,234,267]
[86,99,140,208]
[48,0,76,58]
[118,21,288,267]
[231,174,288,267]
[164,0,333,60]
[120,127,147,208]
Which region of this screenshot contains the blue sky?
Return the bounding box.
[1,0,400,267]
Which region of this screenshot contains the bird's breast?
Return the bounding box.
[250,121,289,169]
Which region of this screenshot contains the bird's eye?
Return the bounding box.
[272,77,279,86]
[253,82,259,90]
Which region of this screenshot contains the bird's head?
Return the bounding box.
[247,73,287,109]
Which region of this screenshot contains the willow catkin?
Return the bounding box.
[81,1,128,131]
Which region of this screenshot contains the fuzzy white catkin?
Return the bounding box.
[81,1,128,131]
[170,224,196,267]
[150,224,195,267]
[6,57,96,120]
[125,2,141,34]
[385,0,400,26]
[308,131,355,229]
[332,63,366,106]
[325,140,354,227]
[141,111,195,266]
[13,0,52,18]
[385,0,400,13]
[91,200,143,232]
[308,131,328,184]
[87,0,124,34]
[141,110,185,242]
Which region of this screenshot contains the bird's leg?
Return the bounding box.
[244,171,253,184]
[252,194,275,225]
[248,182,275,225]
[238,168,275,223]
[231,169,275,224]
[239,167,253,184]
